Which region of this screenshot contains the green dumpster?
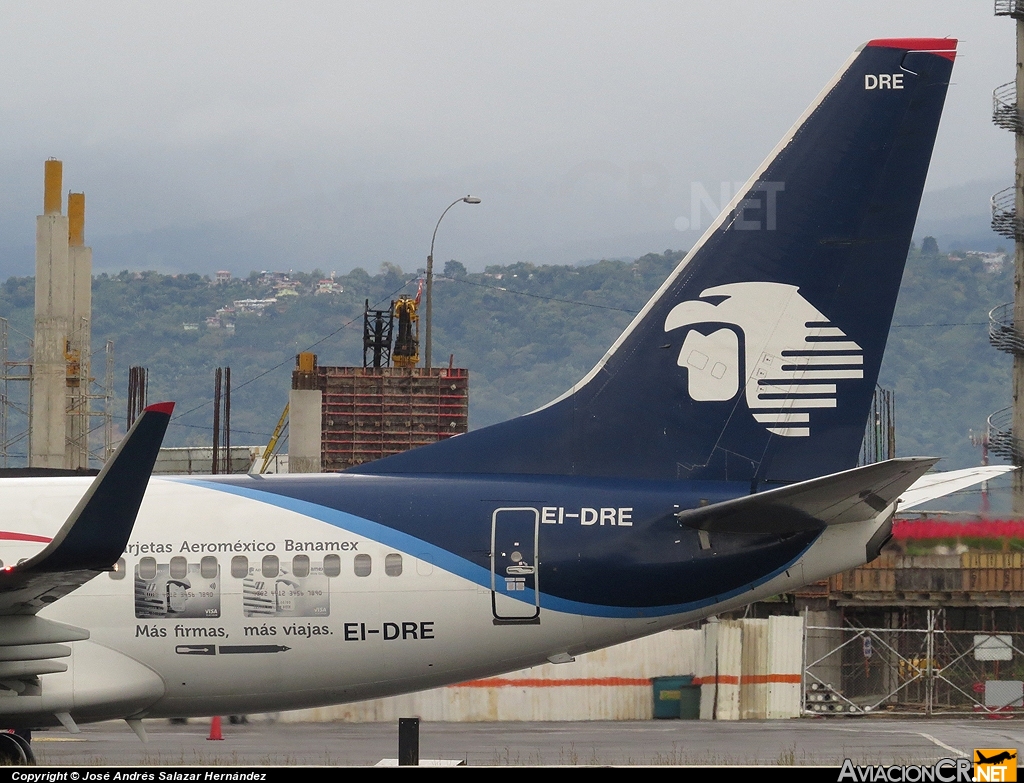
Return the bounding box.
[678,676,700,719]
[652,676,698,719]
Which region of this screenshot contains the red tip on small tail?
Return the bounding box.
[144,402,175,415]
[866,38,957,61]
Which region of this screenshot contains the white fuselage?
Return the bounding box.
[0,475,882,726]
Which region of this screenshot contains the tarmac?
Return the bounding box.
[22,717,1024,767]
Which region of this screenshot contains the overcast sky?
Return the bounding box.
[0,2,1013,275]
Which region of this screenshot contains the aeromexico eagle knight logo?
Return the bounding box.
[664,282,863,437]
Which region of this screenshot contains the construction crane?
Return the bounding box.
[363,299,394,368]
[256,403,289,474]
[392,285,421,368]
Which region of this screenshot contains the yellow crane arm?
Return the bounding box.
[259,403,290,474]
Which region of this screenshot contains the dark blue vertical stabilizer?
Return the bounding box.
[354,39,956,483]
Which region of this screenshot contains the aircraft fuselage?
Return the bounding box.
[0,473,869,723]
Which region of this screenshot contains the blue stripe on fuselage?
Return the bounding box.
[176,475,819,619]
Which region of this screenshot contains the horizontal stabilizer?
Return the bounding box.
[899,465,1015,511]
[0,402,173,615]
[0,617,88,646]
[0,643,70,662]
[0,660,67,678]
[677,457,938,534]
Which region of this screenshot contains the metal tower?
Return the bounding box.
[989,1,1024,511]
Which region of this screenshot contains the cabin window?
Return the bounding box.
[262,554,279,578]
[139,556,157,581]
[200,556,218,580]
[169,556,188,580]
[109,557,126,580]
[231,555,248,578]
[354,554,372,577]
[323,554,341,577]
[385,553,403,577]
[292,555,310,578]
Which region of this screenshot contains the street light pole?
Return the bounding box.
[425,195,481,370]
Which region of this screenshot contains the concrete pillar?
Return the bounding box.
[30,160,70,469]
[289,353,321,473]
[288,390,322,473]
[66,192,91,469]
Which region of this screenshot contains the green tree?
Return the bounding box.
[444,260,467,278]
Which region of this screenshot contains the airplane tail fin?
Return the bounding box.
[355,39,957,483]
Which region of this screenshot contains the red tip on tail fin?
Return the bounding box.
[866,38,957,60]
[144,402,175,415]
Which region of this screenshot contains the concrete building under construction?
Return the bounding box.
[289,354,469,472]
[288,294,469,473]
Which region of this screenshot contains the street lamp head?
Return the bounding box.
[462,196,482,204]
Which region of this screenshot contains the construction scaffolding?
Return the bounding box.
[0,318,32,468]
[805,609,1024,715]
[320,365,468,471]
[92,339,115,464]
[859,386,895,465]
[0,320,113,468]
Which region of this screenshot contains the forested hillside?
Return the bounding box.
[0,243,1012,499]
[879,243,1012,471]
[0,253,678,456]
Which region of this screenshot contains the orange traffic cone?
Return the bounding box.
[208,715,224,741]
